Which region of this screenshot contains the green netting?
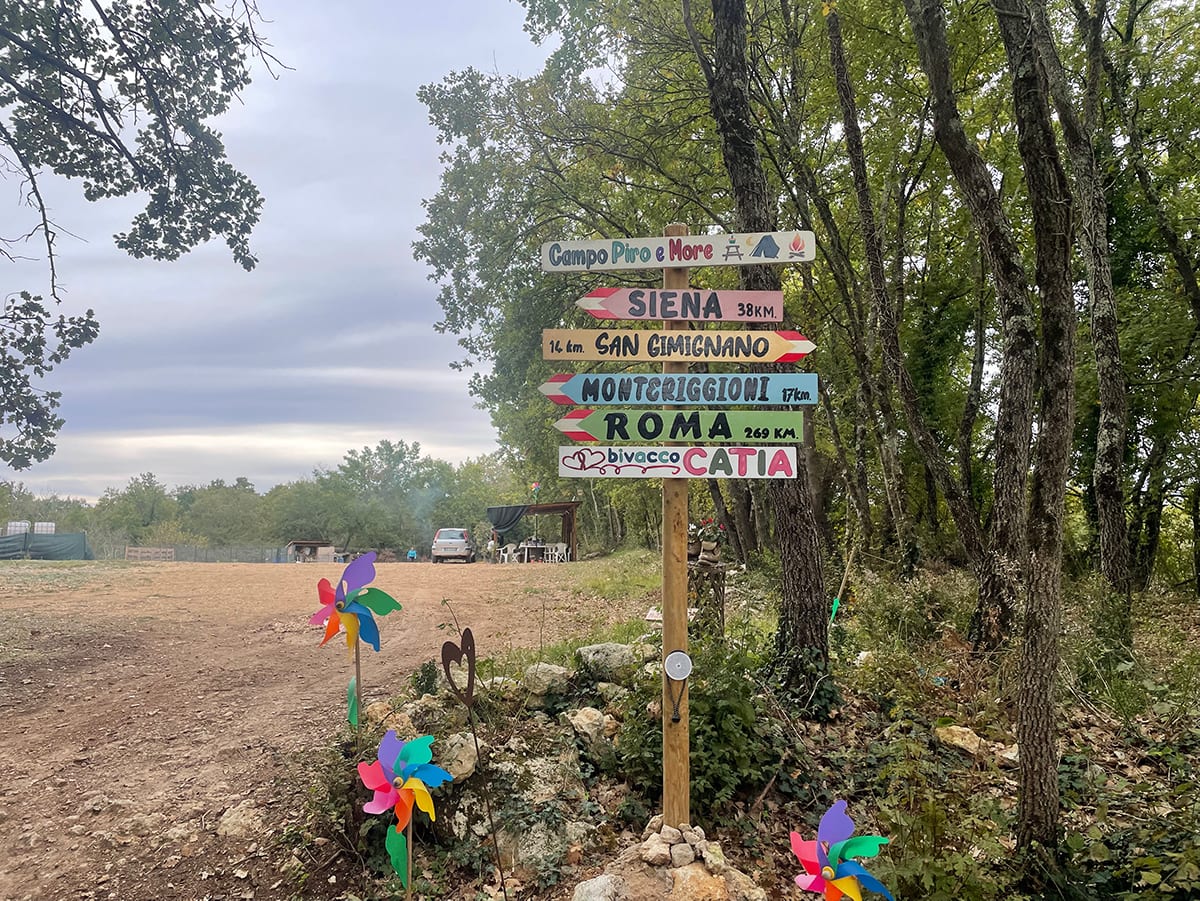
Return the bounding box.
[0,532,93,560]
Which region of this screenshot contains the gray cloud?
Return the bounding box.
[4,0,550,500]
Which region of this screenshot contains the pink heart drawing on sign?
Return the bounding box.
[562,449,605,472]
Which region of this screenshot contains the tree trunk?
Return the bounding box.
[707,480,746,563]
[1031,0,1131,652]
[1192,479,1200,599]
[990,0,1076,859]
[823,9,919,572]
[687,0,829,687]
[727,479,758,558]
[904,0,1039,651]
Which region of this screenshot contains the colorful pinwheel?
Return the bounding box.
[790,800,893,901]
[310,552,402,652]
[358,731,453,829]
[358,731,454,889]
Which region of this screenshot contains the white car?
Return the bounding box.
[431,528,476,563]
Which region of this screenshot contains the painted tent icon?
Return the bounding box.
[750,235,781,258]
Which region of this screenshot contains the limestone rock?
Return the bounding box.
[669,862,726,900]
[640,833,673,867]
[576,643,639,684]
[440,731,480,780]
[569,707,607,747]
[659,824,683,844]
[573,874,629,901]
[596,682,629,705]
[703,840,727,875]
[363,701,415,734]
[642,814,664,840]
[523,662,571,695]
[669,841,696,868]
[216,801,264,839]
[724,866,767,901]
[933,724,985,757]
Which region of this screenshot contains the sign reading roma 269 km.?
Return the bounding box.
[541,230,816,271]
[558,445,799,479]
[555,409,804,443]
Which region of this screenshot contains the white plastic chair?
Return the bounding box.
[499,542,518,563]
[548,542,568,563]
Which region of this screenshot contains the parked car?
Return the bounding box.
[431,528,476,563]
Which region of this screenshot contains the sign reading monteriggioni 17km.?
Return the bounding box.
[555,409,804,443]
[543,328,815,363]
[539,373,818,406]
[558,446,799,479]
[540,231,816,272]
[577,287,784,321]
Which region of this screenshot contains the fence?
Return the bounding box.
[105,545,291,563]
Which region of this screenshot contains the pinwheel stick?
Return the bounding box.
[353,637,363,734]
[407,824,413,901]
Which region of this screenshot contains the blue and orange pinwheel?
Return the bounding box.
[790,800,893,901]
[357,731,453,830]
[310,552,401,652]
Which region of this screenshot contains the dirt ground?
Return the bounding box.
[0,560,644,901]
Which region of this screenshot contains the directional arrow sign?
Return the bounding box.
[541,231,816,272]
[554,409,805,443]
[558,446,799,479]
[577,288,785,322]
[542,329,815,363]
[539,373,819,406]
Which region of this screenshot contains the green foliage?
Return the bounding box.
[0,293,98,469]
[2,2,271,467]
[614,638,804,823]
[410,659,440,698]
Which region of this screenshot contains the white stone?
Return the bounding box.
[659,824,683,844]
[576,643,639,683]
[669,841,696,867]
[640,833,673,867]
[703,840,727,874]
[216,801,264,839]
[573,874,628,901]
[440,731,480,780]
[523,662,571,695]
[568,707,607,746]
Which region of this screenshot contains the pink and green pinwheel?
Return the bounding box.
[309,551,401,652]
[357,731,454,887]
[357,731,454,831]
[790,800,892,901]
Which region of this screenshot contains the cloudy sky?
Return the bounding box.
[4,1,552,501]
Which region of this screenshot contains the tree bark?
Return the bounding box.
[904,0,1039,651]
[990,0,1076,858]
[1031,0,1131,651]
[824,7,918,570]
[706,480,745,563]
[688,0,829,685]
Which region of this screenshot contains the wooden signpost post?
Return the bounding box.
[539,225,815,830]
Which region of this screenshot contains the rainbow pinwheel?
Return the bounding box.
[358,731,454,888]
[310,552,402,652]
[790,800,893,901]
[358,731,454,830]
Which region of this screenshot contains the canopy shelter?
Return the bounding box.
[486,502,580,562]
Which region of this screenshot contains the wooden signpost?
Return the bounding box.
[538,225,815,830]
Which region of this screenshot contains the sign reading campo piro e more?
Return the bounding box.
[541,231,816,272]
[539,373,818,406]
[558,445,799,479]
[577,287,784,321]
[543,328,815,363]
[555,409,804,443]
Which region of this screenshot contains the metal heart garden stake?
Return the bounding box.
[440,627,476,707]
[441,628,508,900]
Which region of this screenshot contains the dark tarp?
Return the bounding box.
[0,532,93,560]
[487,502,581,562]
[486,505,529,535]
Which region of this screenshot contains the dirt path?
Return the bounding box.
[0,561,642,901]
